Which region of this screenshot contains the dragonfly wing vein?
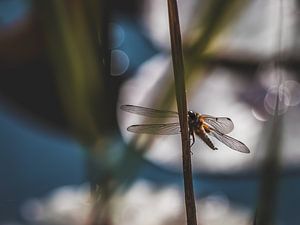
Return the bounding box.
[121,105,178,118]
[127,123,181,135]
[208,129,250,153]
[202,115,234,134]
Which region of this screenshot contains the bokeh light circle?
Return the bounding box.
[284,80,300,107]
[110,23,125,49]
[264,85,290,115]
[111,50,130,76]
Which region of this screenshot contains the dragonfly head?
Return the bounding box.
[188,110,197,121]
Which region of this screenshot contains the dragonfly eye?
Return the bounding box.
[188,111,196,120]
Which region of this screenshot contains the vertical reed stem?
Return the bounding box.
[167,1,197,225]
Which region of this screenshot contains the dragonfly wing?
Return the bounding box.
[202,115,234,134]
[121,105,178,118]
[127,123,181,135]
[208,129,250,153]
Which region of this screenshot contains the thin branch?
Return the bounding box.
[167,1,197,225]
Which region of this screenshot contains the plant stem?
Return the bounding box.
[167,1,197,225]
[254,1,283,225]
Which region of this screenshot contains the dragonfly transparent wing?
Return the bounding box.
[202,115,234,134]
[121,105,178,118]
[208,129,250,153]
[127,123,181,135]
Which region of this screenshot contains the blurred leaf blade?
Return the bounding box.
[187,0,250,56]
[34,0,106,143]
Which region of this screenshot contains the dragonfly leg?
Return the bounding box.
[191,132,195,146]
[189,132,195,155]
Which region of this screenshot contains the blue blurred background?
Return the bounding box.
[1,0,300,225]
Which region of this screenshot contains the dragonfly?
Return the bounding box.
[120,105,250,153]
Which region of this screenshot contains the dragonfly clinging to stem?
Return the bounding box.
[120,105,250,153]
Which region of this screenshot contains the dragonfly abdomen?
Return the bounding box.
[195,127,218,150]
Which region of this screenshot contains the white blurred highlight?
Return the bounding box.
[21,184,91,225]
[112,181,252,225]
[141,0,200,50]
[112,181,182,225]
[198,194,251,225]
[19,181,252,225]
[141,0,298,58]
